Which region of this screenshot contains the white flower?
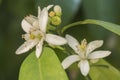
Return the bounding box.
[62,34,111,76]
[16,5,67,58]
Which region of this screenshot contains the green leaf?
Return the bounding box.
[89,59,120,80]
[19,47,69,80]
[62,19,120,36]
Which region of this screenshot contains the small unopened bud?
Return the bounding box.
[54,5,62,16]
[51,16,61,25]
[49,11,55,17]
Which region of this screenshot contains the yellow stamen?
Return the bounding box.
[49,11,55,17]
[79,39,87,51]
[30,34,35,39]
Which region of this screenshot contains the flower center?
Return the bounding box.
[77,39,88,59]
[30,34,35,39]
[29,32,43,40]
[23,30,43,41]
[29,33,42,40]
[79,39,87,52]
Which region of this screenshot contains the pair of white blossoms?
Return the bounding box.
[16,5,111,76]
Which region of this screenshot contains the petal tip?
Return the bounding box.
[46,34,67,45]
[100,40,104,44]
[65,34,71,38]
[15,49,23,55]
[106,51,111,56]
[61,55,80,69]
[47,5,54,10]
[35,51,40,58]
[79,60,90,77]
[61,63,68,69]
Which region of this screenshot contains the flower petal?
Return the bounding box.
[38,6,41,18]
[22,33,30,40]
[46,34,67,45]
[36,38,43,58]
[47,5,53,10]
[21,15,38,33]
[16,39,39,54]
[65,34,79,53]
[61,55,80,69]
[88,51,111,59]
[78,60,90,76]
[26,15,38,24]
[21,19,33,33]
[86,40,103,55]
[39,7,48,32]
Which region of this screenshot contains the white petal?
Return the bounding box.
[46,34,67,45]
[78,60,90,76]
[16,39,39,54]
[38,6,41,18]
[36,39,43,58]
[62,55,80,69]
[65,34,79,53]
[86,40,103,55]
[21,19,33,33]
[47,5,53,10]
[26,15,38,23]
[32,20,39,29]
[21,15,38,33]
[39,7,48,32]
[22,34,30,40]
[88,51,111,59]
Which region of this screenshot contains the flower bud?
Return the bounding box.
[51,16,61,25]
[49,11,55,17]
[54,5,62,16]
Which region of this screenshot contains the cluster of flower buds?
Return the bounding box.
[49,5,62,26]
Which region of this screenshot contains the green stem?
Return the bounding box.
[85,75,92,80]
[61,20,86,33]
[47,24,56,31]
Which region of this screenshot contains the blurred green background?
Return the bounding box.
[1,0,120,80]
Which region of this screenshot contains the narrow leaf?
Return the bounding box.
[62,19,120,36]
[83,19,120,36]
[89,59,120,80]
[19,47,69,80]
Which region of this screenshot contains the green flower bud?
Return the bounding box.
[54,5,62,16]
[51,16,61,25]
